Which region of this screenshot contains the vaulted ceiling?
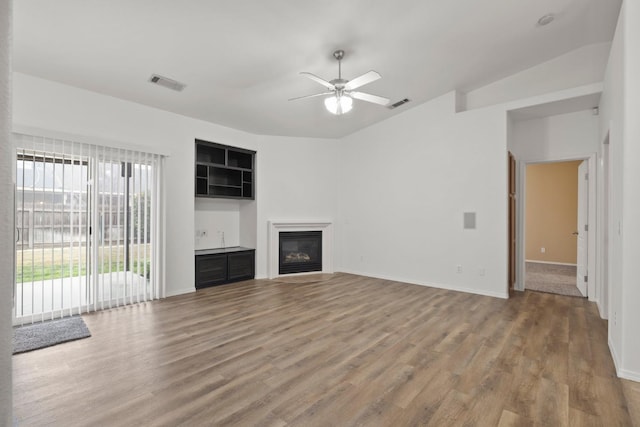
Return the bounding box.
[13,0,621,138]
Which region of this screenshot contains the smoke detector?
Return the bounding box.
[537,13,555,26]
[149,74,186,92]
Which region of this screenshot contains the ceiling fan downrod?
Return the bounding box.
[333,50,344,80]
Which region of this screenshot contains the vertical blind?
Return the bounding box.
[14,133,165,324]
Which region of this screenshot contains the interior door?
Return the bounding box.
[576,160,588,296]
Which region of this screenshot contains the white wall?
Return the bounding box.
[510,110,599,161]
[598,1,640,382]
[620,0,640,381]
[339,92,509,298]
[252,134,341,278]
[465,43,611,110]
[0,1,13,424]
[194,199,241,250]
[598,3,624,368]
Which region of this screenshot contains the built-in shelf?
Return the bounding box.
[195,139,255,200]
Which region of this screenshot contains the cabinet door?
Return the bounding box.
[196,254,227,288]
[227,252,255,281]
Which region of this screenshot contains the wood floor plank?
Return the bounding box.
[425,389,473,426]
[498,409,531,427]
[534,377,569,427]
[12,273,636,426]
[568,407,606,427]
[622,379,640,427]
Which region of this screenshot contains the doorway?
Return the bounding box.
[523,159,590,297]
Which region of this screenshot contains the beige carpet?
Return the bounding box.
[525,262,583,297]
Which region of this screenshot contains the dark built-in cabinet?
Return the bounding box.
[195,139,255,199]
[195,247,255,289]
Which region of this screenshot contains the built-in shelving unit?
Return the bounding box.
[195,247,255,289]
[195,139,255,199]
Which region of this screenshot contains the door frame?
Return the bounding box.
[597,131,611,318]
[508,152,516,291]
[576,160,589,296]
[515,153,597,299]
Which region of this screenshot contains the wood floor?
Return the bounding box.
[13,273,637,426]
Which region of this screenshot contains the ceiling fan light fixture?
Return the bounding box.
[325,94,353,115]
[291,49,388,114]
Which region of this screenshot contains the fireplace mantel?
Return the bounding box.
[268,220,333,279]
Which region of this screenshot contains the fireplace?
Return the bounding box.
[268,220,333,279]
[279,231,322,274]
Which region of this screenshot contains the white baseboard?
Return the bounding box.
[595,298,608,320]
[609,337,621,374]
[525,259,577,266]
[619,369,640,382]
[608,338,640,382]
[339,269,509,300]
[166,286,195,297]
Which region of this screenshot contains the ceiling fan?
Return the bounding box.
[289,49,390,115]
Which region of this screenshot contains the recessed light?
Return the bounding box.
[537,13,555,26]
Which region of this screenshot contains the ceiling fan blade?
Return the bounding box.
[345,71,381,90]
[351,91,390,106]
[300,72,335,90]
[288,91,334,102]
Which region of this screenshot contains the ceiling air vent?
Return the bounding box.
[149,74,186,92]
[388,98,410,110]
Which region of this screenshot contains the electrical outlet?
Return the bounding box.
[478,268,485,276]
[540,247,546,253]
[456,265,463,274]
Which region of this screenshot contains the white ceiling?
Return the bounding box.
[13,0,621,138]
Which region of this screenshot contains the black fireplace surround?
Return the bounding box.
[279,231,322,274]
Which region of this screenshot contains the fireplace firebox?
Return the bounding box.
[279,231,322,274]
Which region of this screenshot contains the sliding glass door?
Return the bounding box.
[14,134,164,324]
